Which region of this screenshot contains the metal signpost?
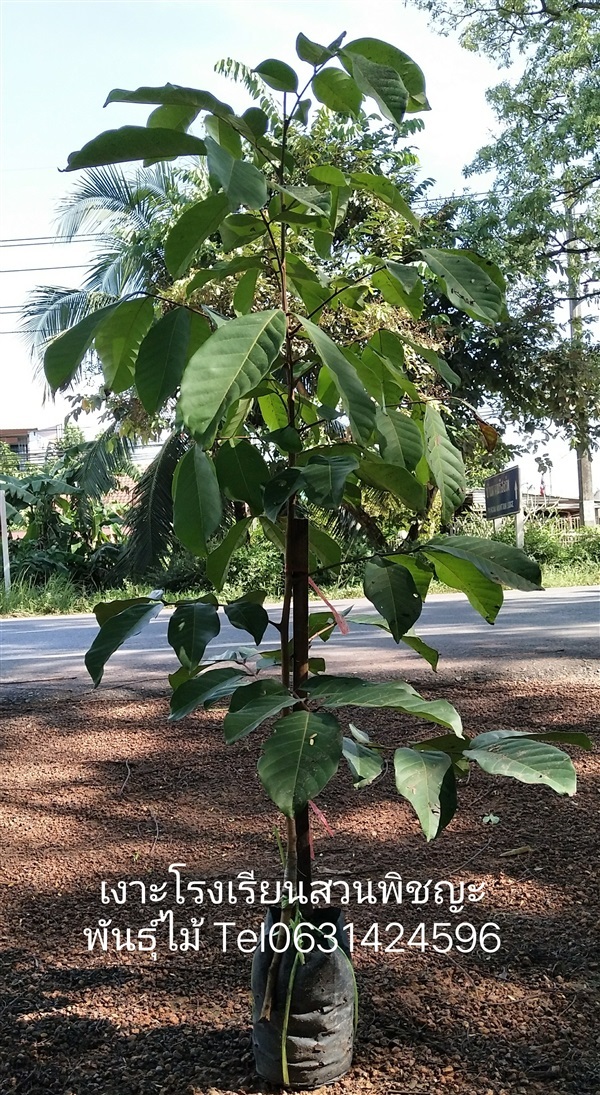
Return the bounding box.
[484,466,524,548]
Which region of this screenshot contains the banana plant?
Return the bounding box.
[44,31,588,903]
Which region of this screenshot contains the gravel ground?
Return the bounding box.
[0,670,598,1095]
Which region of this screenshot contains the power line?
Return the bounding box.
[0,234,102,243]
[0,238,101,249]
[0,264,89,274]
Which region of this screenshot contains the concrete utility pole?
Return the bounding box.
[566,206,596,527]
[0,489,10,595]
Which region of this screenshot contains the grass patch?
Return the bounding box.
[1,562,597,618]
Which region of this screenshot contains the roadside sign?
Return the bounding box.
[484,466,520,519]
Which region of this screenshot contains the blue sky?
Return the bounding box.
[0,0,593,495]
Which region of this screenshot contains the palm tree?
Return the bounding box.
[22,162,197,366]
[20,163,206,574]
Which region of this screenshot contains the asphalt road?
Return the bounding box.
[1,587,598,690]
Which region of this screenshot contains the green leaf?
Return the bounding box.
[105,83,234,117]
[424,535,542,591]
[215,440,270,514]
[85,601,162,687]
[309,165,348,187]
[272,182,331,218]
[363,557,423,641]
[397,333,460,389]
[44,303,120,391]
[233,268,259,315]
[224,679,296,743]
[135,308,200,414]
[219,213,267,251]
[342,51,408,129]
[263,468,302,523]
[147,103,199,131]
[258,711,343,817]
[242,107,269,136]
[186,256,263,296]
[179,309,286,445]
[172,446,222,557]
[169,668,249,721]
[349,722,371,744]
[206,517,252,591]
[308,611,335,643]
[298,317,375,444]
[411,733,468,758]
[296,32,334,66]
[65,126,207,170]
[464,738,577,796]
[254,59,298,93]
[295,98,312,126]
[301,454,359,509]
[353,349,405,408]
[343,737,385,788]
[95,297,154,393]
[421,248,504,325]
[258,391,289,431]
[422,548,504,624]
[308,657,327,674]
[224,600,270,644]
[399,631,439,670]
[357,458,427,512]
[308,524,342,571]
[305,675,463,736]
[394,748,456,840]
[265,426,302,454]
[165,193,230,278]
[351,172,419,229]
[167,601,220,669]
[376,262,424,319]
[360,554,432,602]
[206,137,267,210]
[93,596,156,627]
[313,230,334,259]
[375,408,423,471]
[312,68,362,117]
[205,113,242,158]
[470,729,593,751]
[344,38,430,113]
[423,403,465,524]
[260,515,286,554]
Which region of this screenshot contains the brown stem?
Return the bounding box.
[259,816,297,1022]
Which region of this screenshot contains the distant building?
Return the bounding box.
[0,426,62,468]
[0,425,163,473]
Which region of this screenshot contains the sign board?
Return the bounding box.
[484,466,520,519]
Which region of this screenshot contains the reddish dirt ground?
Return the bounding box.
[0,674,598,1095]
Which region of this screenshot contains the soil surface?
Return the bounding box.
[0,669,598,1095]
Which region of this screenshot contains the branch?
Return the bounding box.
[289,267,385,337]
[259,210,284,291]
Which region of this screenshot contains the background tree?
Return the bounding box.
[409,0,600,520]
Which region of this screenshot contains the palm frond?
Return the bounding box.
[57,167,148,238]
[75,428,137,501]
[21,285,116,380]
[120,431,192,575]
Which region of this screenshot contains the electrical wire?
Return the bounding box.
[0,263,90,274]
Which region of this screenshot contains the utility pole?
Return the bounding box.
[566,205,596,527]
